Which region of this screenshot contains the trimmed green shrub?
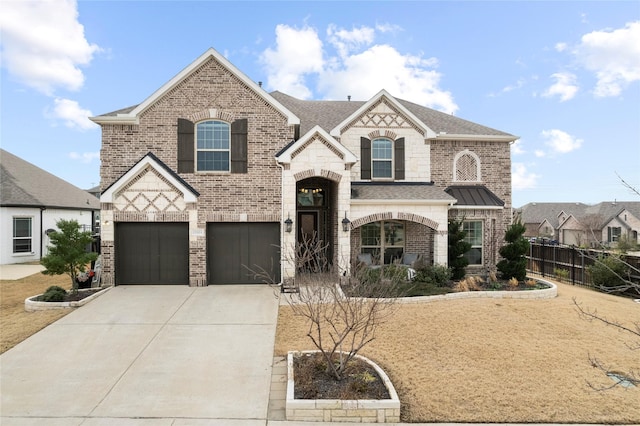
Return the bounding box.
[497,220,529,281]
[41,286,67,302]
[414,264,452,286]
[448,219,471,280]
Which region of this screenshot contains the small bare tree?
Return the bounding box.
[248,234,404,381]
[573,298,639,390]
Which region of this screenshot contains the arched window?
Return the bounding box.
[196,120,230,172]
[453,150,481,182]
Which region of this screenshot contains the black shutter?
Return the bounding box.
[177,118,194,173]
[231,118,248,173]
[361,137,371,180]
[394,137,405,180]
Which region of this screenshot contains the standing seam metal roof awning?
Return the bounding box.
[445,185,505,207]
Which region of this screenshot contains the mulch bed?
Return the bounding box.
[33,288,103,302]
[293,351,390,400]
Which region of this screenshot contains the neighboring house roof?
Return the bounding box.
[90,48,299,126]
[445,185,505,207]
[270,91,516,141]
[351,182,455,202]
[518,201,640,229]
[0,149,100,210]
[517,202,588,228]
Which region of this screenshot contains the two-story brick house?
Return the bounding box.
[92,48,516,286]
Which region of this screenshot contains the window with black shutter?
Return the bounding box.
[177,118,194,173]
[360,137,371,180]
[230,118,248,173]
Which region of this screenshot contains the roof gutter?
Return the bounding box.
[89,115,140,125]
[428,133,518,142]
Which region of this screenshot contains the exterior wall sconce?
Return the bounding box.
[284,215,293,233]
[342,212,351,232]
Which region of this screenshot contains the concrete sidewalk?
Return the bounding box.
[0,285,280,425]
[0,263,45,280]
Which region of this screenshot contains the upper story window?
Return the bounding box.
[360,136,405,181]
[454,150,481,182]
[196,120,230,172]
[372,138,393,179]
[13,217,32,254]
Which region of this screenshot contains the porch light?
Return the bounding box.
[342,212,351,232]
[284,215,293,233]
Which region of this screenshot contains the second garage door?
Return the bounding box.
[207,222,280,284]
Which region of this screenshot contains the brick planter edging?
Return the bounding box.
[286,350,400,423]
[25,287,111,312]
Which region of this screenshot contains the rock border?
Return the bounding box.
[393,277,557,304]
[286,350,400,423]
[25,287,111,312]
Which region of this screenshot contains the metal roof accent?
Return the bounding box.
[445,185,505,207]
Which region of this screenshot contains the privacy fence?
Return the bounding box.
[526,243,640,291]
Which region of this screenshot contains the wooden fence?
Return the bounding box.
[526,243,640,291]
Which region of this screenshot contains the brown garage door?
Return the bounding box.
[115,222,189,285]
[207,222,280,284]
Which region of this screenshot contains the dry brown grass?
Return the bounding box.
[1,272,72,354]
[275,281,640,423]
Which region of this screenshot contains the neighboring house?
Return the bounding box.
[518,201,640,247]
[91,48,516,286]
[0,149,100,265]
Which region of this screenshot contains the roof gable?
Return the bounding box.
[276,125,357,164]
[101,152,199,203]
[91,48,299,126]
[0,149,99,210]
[330,90,437,139]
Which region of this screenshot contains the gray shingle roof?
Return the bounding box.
[0,149,100,210]
[351,182,455,201]
[270,91,514,138]
[445,185,504,207]
[517,201,640,228]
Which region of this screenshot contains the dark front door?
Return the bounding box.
[115,222,189,285]
[207,222,281,284]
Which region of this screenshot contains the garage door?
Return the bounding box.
[207,223,280,284]
[115,222,189,285]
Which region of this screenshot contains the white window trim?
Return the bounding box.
[453,149,481,182]
[196,120,231,173]
[371,137,394,180]
[13,216,33,254]
[463,220,483,265]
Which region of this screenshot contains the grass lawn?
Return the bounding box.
[1,272,72,354]
[275,279,640,423]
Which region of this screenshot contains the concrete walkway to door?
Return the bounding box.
[0,285,280,425]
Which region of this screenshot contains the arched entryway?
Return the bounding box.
[296,177,338,271]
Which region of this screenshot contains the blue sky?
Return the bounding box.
[1,1,638,208]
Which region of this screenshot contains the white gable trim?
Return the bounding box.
[277,125,357,165]
[91,48,299,126]
[330,90,437,139]
[101,155,198,204]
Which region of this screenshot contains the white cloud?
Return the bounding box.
[48,98,97,130]
[260,24,458,114]
[69,151,99,163]
[555,42,568,52]
[512,163,539,190]
[0,0,100,95]
[511,140,525,155]
[541,129,583,154]
[542,72,579,101]
[260,24,324,99]
[575,21,640,97]
[534,150,546,158]
[327,24,375,58]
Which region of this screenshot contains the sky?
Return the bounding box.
[1,0,639,208]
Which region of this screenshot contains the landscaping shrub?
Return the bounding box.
[497,220,529,281]
[587,254,630,293]
[554,268,569,282]
[448,219,471,280]
[414,264,451,286]
[41,286,67,302]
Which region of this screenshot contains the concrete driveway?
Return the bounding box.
[0,285,280,425]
